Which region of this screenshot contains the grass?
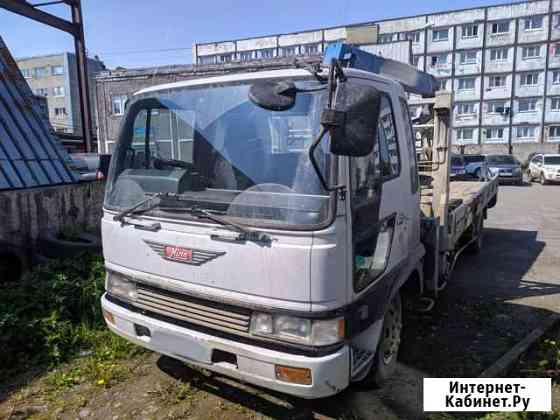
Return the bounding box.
[0,253,144,392]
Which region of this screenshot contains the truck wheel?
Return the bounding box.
[360,293,402,387]
[540,173,548,185]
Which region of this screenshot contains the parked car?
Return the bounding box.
[522,151,546,172]
[69,153,103,181]
[450,155,467,179]
[486,154,523,185]
[528,153,560,184]
[463,154,488,179]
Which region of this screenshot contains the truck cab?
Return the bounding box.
[100,45,496,398]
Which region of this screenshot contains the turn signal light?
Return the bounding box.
[103,310,115,325]
[275,365,312,385]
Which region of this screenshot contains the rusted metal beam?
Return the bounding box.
[32,1,65,7]
[70,0,92,152]
[1,0,93,152]
[0,0,78,36]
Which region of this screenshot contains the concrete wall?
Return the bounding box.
[0,181,105,251]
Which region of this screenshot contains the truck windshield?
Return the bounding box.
[104,78,334,229]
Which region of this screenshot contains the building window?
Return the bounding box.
[553,70,560,84]
[489,75,506,88]
[258,48,275,59]
[491,21,510,34]
[412,55,420,66]
[488,101,509,114]
[489,47,508,61]
[54,107,66,119]
[551,97,560,111]
[522,45,541,59]
[518,98,537,112]
[302,43,320,55]
[487,127,505,140]
[520,72,539,86]
[20,68,32,78]
[432,29,449,42]
[458,77,475,90]
[438,79,448,90]
[218,54,233,63]
[457,103,475,115]
[280,46,298,57]
[111,95,127,116]
[408,31,421,43]
[524,16,544,30]
[51,65,64,75]
[457,128,474,141]
[34,66,49,78]
[238,51,254,62]
[35,88,48,97]
[550,126,560,138]
[53,86,65,97]
[516,126,536,138]
[553,44,560,57]
[460,50,477,64]
[378,33,395,43]
[431,54,447,65]
[462,24,479,38]
[198,55,216,65]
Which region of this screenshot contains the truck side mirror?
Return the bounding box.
[323,83,381,157]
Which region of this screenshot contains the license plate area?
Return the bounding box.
[212,349,238,368]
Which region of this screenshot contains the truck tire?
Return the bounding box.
[360,293,402,387]
[37,231,101,259]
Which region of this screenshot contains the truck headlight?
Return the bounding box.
[106,271,137,302]
[250,313,344,346]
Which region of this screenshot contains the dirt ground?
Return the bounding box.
[2,180,560,420]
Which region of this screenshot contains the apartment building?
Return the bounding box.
[193,0,560,158]
[16,53,105,138]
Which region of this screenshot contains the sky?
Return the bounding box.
[1,0,516,69]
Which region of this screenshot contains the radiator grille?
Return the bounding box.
[135,285,251,335]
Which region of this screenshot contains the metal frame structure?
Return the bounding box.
[0,0,93,152]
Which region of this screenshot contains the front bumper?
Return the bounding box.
[101,295,350,398]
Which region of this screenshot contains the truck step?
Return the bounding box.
[350,346,374,379]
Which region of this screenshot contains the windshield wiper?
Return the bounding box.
[185,206,271,243]
[113,192,166,222]
[113,193,170,231]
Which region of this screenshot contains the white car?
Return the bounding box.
[528,154,560,184]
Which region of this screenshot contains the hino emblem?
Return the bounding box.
[144,240,226,266]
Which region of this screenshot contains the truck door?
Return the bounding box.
[350,92,407,297]
[397,97,421,258]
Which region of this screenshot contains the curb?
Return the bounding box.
[479,313,560,378]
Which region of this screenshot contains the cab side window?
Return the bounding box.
[379,95,401,179]
[399,98,419,193]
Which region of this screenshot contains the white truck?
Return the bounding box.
[101,44,498,398]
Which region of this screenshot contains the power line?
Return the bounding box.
[99,46,193,56]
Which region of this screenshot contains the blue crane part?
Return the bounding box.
[323,42,438,98]
[0,36,78,191]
